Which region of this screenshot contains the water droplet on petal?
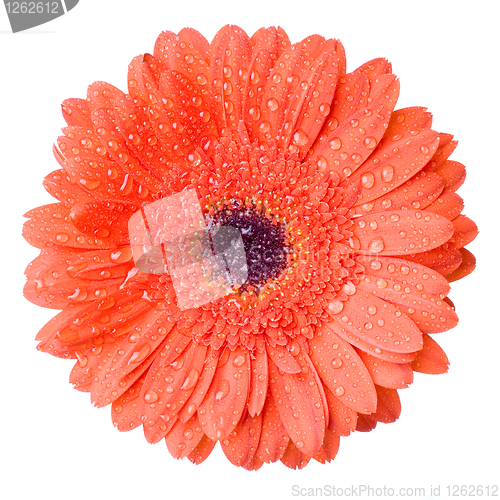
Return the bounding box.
[292,129,309,146]
[334,386,345,397]
[181,369,199,391]
[328,299,344,314]
[381,165,395,182]
[319,103,331,116]
[215,380,230,401]
[331,358,343,369]
[364,136,377,149]
[361,172,375,189]
[144,390,159,403]
[56,233,69,243]
[329,137,342,150]
[368,236,385,253]
[183,429,194,440]
[232,355,246,367]
[266,98,279,112]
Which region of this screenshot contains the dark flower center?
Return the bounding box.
[212,206,288,291]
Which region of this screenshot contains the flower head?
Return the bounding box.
[23,25,478,469]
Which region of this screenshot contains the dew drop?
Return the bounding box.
[329,137,342,150]
[361,172,375,189]
[232,355,246,368]
[364,136,377,149]
[266,98,279,112]
[215,380,230,401]
[331,358,343,369]
[381,165,395,182]
[319,103,331,117]
[55,233,69,243]
[328,299,344,314]
[144,390,159,403]
[181,369,199,391]
[292,129,309,146]
[183,429,194,440]
[334,386,345,397]
[368,236,385,253]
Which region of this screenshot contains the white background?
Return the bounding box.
[1,0,499,498]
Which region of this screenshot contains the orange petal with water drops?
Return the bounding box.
[435,160,466,192]
[87,82,162,192]
[256,35,343,146]
[351,210,454,256]
[406,242,462,276]
[353,57,392,79]
[36,288,149,357]
[89,311,179,407]
[126,53,161,104]
[449,215,478,249]
[198,347,251,441]
[372,386,401,423]
[385,106,433,137]
[61,98,92,128]
[348,129,440,206]
[69,201,135,243]
[250,26,290,57]
[53,134,139,204]
[446,248,476,282]
[165,413,205,459]
[357,273,458,334]
[24,264,126,310]
[266,342,301,374]
[186,434,216,465]
[154,29,210,86]
[351,170,444,217]
[43,169,99,208]
[24,246,132,309]
[425,135,457,172]
[245,28,291,139]
[356,349,413,389]
[425,191,464,220]
[221,410,262,467]
[140,342,207,443]
[23,203,117,251]
[356,414,377,432]
[411,334,449,374]
[329,288,423,353]
[309,324,377,414]
[313,429,341,464]
[177,353,218,423]
[280,441,311,469]
[279,51,340,157]
[309,71,369,156]
[112,92,180,182]
[247,348,268,417]
[324,385,357,436]
[255,392,290,463]
[330,319,416,364]
[312,74,400,181]
[240,455,264,471]
[112,371,147,432]
[356,255,451,296]
[268,353,326,457]
[209,25,251,134]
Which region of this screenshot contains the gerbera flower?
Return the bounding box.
[23,25,478,470]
